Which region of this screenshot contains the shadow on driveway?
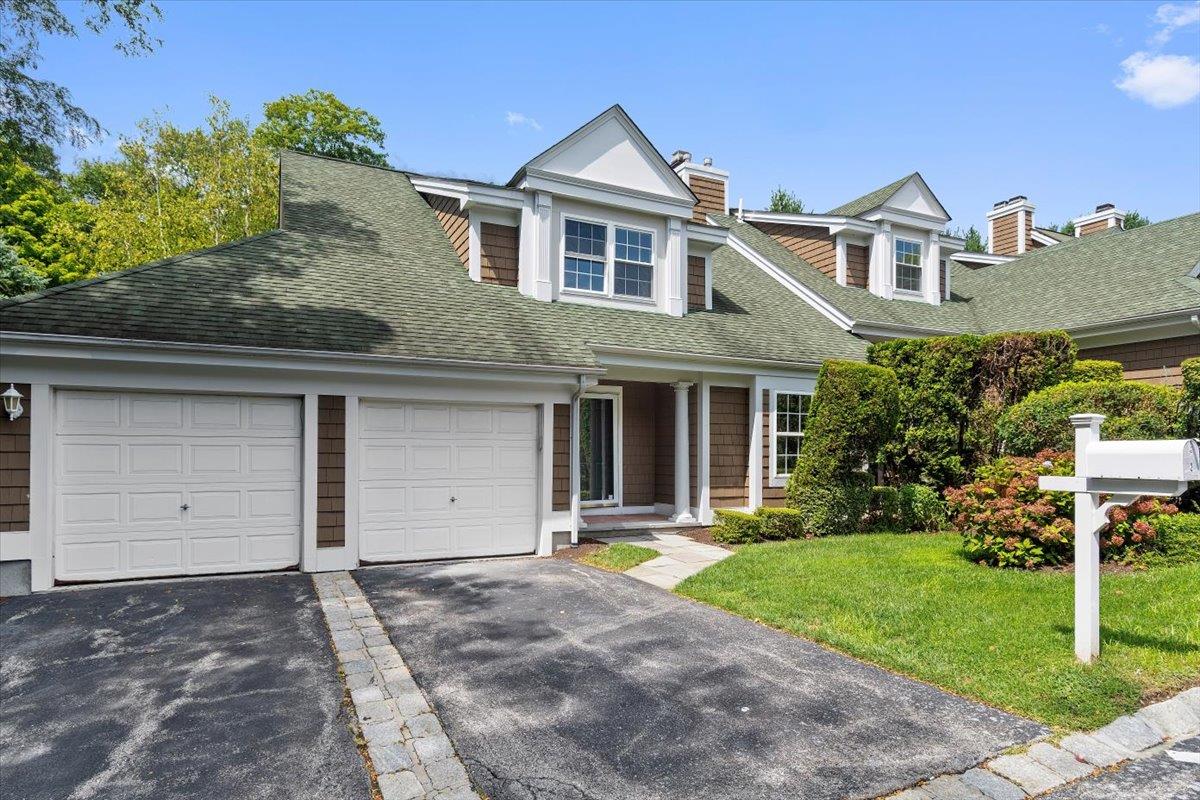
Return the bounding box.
[358,558,1046,800]
[0,573,369,800]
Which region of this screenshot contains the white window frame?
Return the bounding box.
[578,384,623,508]
[769,389,810,485]
[893,237,924,296]
[560,214,656,303]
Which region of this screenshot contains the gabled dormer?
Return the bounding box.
[411,105,726,317]
[741,172,960,306]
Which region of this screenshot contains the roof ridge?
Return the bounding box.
[0,230,284,310]
[277,148,406,176]
[826,171,918,216]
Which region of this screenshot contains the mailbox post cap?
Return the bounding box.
[1069,413,1106,427]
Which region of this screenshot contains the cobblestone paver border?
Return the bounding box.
[886,687,1200,799]
[314,571,477,800]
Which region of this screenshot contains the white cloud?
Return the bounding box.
[1150,2,1200,44]
[505,111,542,131]
[1115,51,1200,107]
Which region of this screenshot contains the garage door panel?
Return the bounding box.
[411,445,451,473]
[497,446,536,476]
[54,392,301,582]
[497,409,536,435]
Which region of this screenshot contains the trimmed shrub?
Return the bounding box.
[1143,513,1200,566]
[757,507,807,540]
[711,509,762,544]
[869,330,1076,487]
[868,486,901,531]
[1183,356,1200,439]
[787,361,899,536]
[946,450,1179,569]
[998,381,1183,455]
[898,483,946,531]
[1071,359,1124,383]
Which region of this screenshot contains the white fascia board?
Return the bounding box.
[675,162,730,182]
[1071,207,1126,228]
[740,211,877,236]
[724,231,855,331]
[950,251,1015,266]
[986,199,1035,221]
[686,221,729,248]
[0,332,604,383]
[518,170,694,219]
[939,235,966,251]
[864,208,950,230]
[591,344,824,377]
[408,176,525,211]
[1067,310,1200,348]
[1029,229,1061,247]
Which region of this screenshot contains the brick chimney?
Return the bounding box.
[673,153,729,224]
[1071,203,1125,237]
[985,196,1036,255]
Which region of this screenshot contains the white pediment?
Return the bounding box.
[882,175,949,221]
[516,106,694,202]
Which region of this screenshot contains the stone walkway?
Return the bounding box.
[595,531,732,589]
[313,571,477,800]
[888,687,1200,799]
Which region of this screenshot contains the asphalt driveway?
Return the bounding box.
[0,573,370,800]
[358,558,1046,800]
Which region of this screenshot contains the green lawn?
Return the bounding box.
[580,542,660,572]
[676,533,1200,731]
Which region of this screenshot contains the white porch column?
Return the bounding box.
[671,381,697,523]
[1072,413,1104,663]
[697,380,712,524]
[748,378,763,510]
[569,393,581,544]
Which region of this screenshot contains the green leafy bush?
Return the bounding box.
[869,330,1076,487]
[1143,513,1200,566]
[946,450,1179,569]
[757,507,807,540]
[1070,359,1124,383]
[711,509,762,544]
[899,483,946,531]
[787,360,899,536]
[869,486,901,531]
[998,381,1183,455]
[1183,356,1200,439]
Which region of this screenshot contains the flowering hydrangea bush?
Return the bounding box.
[944,450,1177,569]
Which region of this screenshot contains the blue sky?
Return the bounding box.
[44,0,1200,235]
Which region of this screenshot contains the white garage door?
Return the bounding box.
[54,391,302,582]
[358,401,538,562]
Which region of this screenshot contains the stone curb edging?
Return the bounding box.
[886,687,1200,799]
[313,571,478,800]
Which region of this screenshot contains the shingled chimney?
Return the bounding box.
[985,196,1036,255]
[672,152,729,224]
[1071,203,1125,237]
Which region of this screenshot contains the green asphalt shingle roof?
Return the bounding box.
[826,173,917,216]
[0,151,867,370]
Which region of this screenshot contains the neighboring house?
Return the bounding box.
[0,104,1196,594]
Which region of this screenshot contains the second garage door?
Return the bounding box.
[358,401,538,562]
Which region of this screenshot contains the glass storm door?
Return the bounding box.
[579,396,616,503]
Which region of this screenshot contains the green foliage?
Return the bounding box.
[1070,359,1124,383]
[869,331,1077,487]
[963,225,986,253]
[786,361,900,537]
[898,483,946,531]
[756,507,808,540]
[1143,514,1200,566]
[1,0,162,150]
[0,150,93,286]
[1122,210,1150,230]
[1046,221,1076,236]
[1182,357,1200,439]
[868,486,900,530]
[711,509,762,544]
[766,186,805,214]
[0,235,46,297]
[998,381,1184,456]
[255,89,388,166]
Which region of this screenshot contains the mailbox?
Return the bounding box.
[1083,439,1200,482]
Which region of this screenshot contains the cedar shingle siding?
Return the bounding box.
[751,222,838,280]
[1079,219,1110,236]
[689,175,725,223]
[687,255,706,310]
[317,395,345,548]
[481,222,519,286]
[552,404,570,511]
[709,386,749,508]
[0,383,31,533]
[421,192,470,268]
[846,243,869,289]
[991,212,1019,255]
[761,389,786,507]
[1080,335,1200,387]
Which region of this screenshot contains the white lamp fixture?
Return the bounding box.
[2,384,24,421]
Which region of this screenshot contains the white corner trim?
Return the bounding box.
[835,234,848,286]
[343,395,360,570]
[724,230,855,331]
[301,394,319,572]
[29,384,51,591]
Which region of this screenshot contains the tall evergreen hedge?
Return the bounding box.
[1183,356,1200,439]
[868,330,1076,487]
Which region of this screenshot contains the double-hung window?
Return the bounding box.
[564,219,607,292]
[563,217,655,300]
[894,238,923,294]
[773,392,810,479]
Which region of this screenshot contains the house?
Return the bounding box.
[1,104,1196,594]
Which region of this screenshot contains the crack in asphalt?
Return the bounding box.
[462,756,605,800]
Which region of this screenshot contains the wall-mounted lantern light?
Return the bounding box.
[2,384,24,421]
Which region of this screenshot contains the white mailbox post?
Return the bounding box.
[1039,414,1200,663]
